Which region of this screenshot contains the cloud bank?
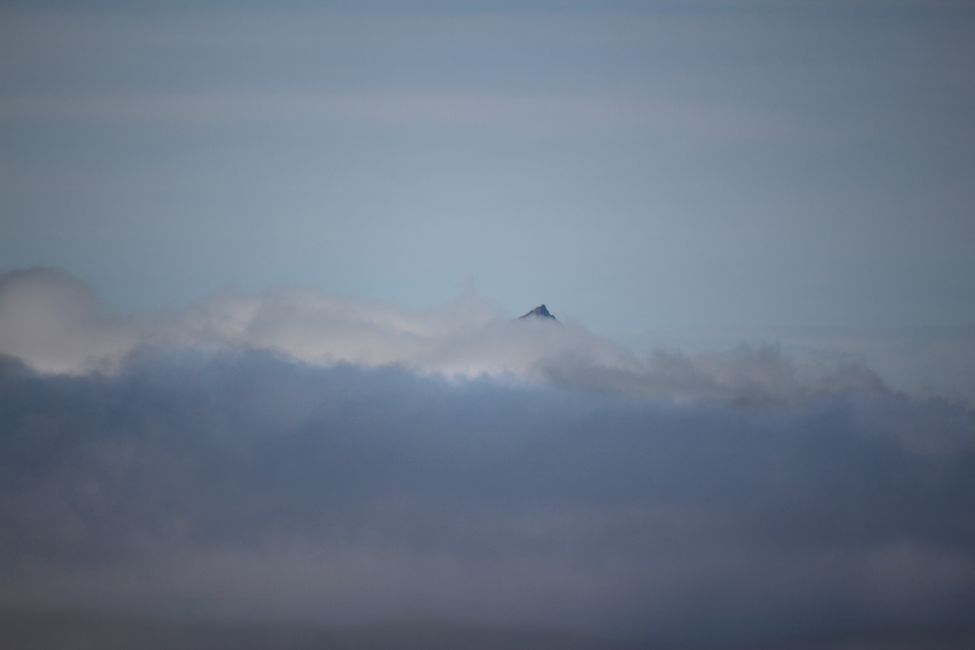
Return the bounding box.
[0,267,907,406]
[0,267,631,378]
[1,268,974,648]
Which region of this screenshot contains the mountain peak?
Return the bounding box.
[519,304,558,321]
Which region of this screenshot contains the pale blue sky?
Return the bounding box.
[2,0,974,347]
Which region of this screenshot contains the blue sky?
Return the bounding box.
[3,0,974,349]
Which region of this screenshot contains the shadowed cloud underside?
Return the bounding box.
[0,268,974,648]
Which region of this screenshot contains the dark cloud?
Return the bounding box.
[1,347,974,648]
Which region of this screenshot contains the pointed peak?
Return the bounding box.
[519,304,558,321]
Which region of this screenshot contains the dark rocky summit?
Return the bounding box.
[519,304,558,322]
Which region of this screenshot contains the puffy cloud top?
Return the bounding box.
[0,268,901,406]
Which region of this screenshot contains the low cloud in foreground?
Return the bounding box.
[1,268,974,648]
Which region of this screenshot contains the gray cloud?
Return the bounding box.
[2,268,975,647]
[1,342,974,647]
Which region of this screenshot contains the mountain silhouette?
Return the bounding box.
[519,304,558,322]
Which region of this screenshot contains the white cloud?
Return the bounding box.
[0,267,633,380]
[0,268,140,374]
[0,267,929,408]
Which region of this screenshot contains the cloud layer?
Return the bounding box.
[0,267,631,378]
[0,267,908,406]
[1,268,974,648]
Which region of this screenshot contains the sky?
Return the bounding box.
[2,1,975,648]
[3,1,974,340]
